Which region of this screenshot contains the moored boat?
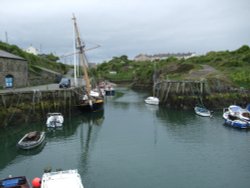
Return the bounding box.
[17,131,45,150]
[0,176,31,188]
[145,96,159,105]
[227,105,250,121]
[222,105,250,128]
[99,81,116,96]
[223,109,248,129]
[46,112,64,128]
[194,106,212,117]
[104,86,115,96]
[72,15,104,113]
[76,96,104,112]
[227,105,250,123]
[41,169,84,188]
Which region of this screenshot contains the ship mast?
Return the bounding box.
[72,14,91,96]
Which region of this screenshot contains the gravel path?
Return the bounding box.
[187,65,218,79]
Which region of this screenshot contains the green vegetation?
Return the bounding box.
[2,41,250,90]
[91,55,154,84]
[92,45,250,89]
[0,41,70,76]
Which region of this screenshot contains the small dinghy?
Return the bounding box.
[145,96,159,105]
[194,106,212,117]
[17,131,45,150]
[46,112,64,128]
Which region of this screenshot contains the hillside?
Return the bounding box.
[0,41,71,85]
[2,41,249,89]
[93,45,250,90]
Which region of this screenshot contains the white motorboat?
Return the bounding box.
[41,169,84,188]
[194,106,212,117]
[222,105,250,129]
[46,113,64,128]
[223,110,248,129]
[145,96,159,105]
[228,105,250,121]
[99,81,116,96]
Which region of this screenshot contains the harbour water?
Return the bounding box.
[0,87,250,188]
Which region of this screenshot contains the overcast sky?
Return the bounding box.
[1,0,250,63]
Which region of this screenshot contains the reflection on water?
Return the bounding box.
[0,110,105,178]
[144,103,159,112]
[78,110,105,175]
[0,88,250,188]
[17,141,47,156]
[0,123,45,170]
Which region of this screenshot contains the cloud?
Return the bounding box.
[1,0,250,63]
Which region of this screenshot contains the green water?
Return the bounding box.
[0,88,250,188]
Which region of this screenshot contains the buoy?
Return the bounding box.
[32,177,41,188]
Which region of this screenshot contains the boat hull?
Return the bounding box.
[76,100,104,112]
[47,122,63,128]
[194,106,211,117]
[17,131,46,150]
[224,119,248,129]
[223,111,249,129]
[105,89,115,96]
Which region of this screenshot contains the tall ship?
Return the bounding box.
[72,15,104,112]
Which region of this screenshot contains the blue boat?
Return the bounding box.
[246,104,250,112]
[223,106,250,129]
[0,176,31,188]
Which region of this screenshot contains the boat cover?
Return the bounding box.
[0,177,27,187]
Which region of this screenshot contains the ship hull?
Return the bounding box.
[76,100,104,112]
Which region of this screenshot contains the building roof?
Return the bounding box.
[0,50,25,60]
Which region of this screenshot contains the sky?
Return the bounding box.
[1,0,250,63]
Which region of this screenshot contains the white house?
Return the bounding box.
[134,52,196,61]
[25,45,39,55]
